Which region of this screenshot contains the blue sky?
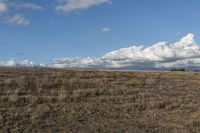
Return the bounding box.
[1,0,200,69]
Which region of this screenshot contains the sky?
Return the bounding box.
[1,0,200,69]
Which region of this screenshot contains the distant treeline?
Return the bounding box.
[171,68,186,72]
[170,68,200,72]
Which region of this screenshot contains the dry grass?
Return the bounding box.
[0,68,200,132]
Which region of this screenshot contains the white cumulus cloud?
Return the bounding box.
[6,13,30,26]
[56,0,111,13]
[0,2,7,14]
[52,33,200,70]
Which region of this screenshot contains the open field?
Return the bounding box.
[0,68,200,133]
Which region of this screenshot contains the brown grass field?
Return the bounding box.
[0,68,200,133]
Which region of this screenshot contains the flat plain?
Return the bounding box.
[0,68,200,133]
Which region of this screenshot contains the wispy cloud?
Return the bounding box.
[13,2,43,11]
[6,13,30,26]
[56,0,111,13]
[0,2,7,14]
[0,1,43,26]
[18,51,27,56]
[101,27,112,32]
[0,42,7,46]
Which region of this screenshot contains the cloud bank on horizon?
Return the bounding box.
[52,33,200,70]
[0,59,46,68]
[2,33,200,70]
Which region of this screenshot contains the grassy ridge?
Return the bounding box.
[0,68,200,132]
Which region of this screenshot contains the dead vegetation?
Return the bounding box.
[0,68,200,132]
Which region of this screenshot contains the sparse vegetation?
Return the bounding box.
[0,68,200,132]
